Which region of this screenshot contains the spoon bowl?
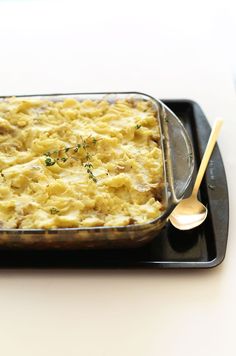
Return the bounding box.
[169,119,223,230]
[169,196,208,230]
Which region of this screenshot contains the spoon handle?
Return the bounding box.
[192,119,223,196]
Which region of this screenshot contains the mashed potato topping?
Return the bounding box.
[0,97,164,229]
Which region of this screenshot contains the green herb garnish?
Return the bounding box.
[81,137,88,149]
[85,153,91,160]
[50,207,60,215]
[84,163,93,169]
[45,157,55,166]
[135,124,141,129]
[43,138,98,182]
[89,174,97,183]
[73,143,81,153]
[84,163,97,183]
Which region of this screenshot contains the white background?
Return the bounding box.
[0,1,236,355]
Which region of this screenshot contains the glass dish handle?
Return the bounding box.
[161,104,194,202]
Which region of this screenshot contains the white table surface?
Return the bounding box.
[0,1,236,355]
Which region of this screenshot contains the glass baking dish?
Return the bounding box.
[0,92,194,249]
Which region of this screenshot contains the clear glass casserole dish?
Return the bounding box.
[0,92,194,249]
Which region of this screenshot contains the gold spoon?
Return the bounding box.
[169,119,223,230]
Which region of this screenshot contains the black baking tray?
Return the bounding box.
[0,99,229,268]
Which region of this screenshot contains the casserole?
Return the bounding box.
[0,92,194,249]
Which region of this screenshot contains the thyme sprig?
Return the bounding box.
[50,207,60,215]
[84,162,97,183]
[43,136,98,182]
[45,157,56,166]
[43,143,82,164]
